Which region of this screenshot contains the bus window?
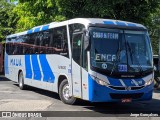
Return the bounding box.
[40,31,50,54]
[52,26,69,57]
[69,23,85,47]
[72,33,82,65]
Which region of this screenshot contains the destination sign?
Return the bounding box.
[93,32,119,39]
[95,54,116,62]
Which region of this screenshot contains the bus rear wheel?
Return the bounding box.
[18,71,25,90]
[59,79,76,105]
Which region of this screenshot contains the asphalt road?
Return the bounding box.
[0,76,160,120]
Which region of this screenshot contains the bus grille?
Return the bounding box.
[110,93,144,99]
[109,86,144,90]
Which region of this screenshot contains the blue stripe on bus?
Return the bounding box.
[34,27,41,33]
[88,75,94,101]
[136,78,145,86]
[42,25,49,31]
[122,79,137,86]
[5,54,9,74]
[31,55,41,80]
[103,21,115,25]
[25,55,32,79]
[116,21,126,26]
[39,54,55,83]
[107,77,123,86]
[27,29,33,34]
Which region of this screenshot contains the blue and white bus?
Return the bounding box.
[5,18,154,104]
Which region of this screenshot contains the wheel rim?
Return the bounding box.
[62,84,70,100]
[19,73,23,87]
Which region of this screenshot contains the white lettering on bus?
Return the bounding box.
[95,54,116,62]
[93,32,119,39]
[10,59,22,66]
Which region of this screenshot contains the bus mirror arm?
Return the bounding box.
[83,35,90,50]
[154,65,157,71]
[83,29,90,50]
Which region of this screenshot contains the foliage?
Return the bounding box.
[0,0,18,42]
[148,8,160,55]
[6,0,160,54]
[13,0,65,32]
[55,0,159,24]
[13,0,160,28]
[55,0,160,54]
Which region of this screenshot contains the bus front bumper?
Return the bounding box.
[88,76,154,102]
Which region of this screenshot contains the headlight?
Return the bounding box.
[145,79,153,86]
[90,75,109,86]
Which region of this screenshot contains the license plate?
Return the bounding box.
[121,98,132,103]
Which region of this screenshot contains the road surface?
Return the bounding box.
[0,76,160,120]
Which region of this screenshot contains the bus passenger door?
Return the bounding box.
[71,32,83,98]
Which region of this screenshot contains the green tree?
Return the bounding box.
[0,0,18,42]
[55,0,159,24]
[148,8,160,55]
[13,0,65,32]
[13,0,160,29]
[12,0,160,54]
[55,0,160,54]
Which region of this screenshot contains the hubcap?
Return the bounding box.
[62,84,70,100]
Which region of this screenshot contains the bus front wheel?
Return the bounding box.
[59,79,76,105]
[18,71,25,90]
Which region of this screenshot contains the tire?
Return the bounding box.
[59,79,76,105]
[154,79,158,88]
[18,71,25,90]
[154,76,160,89]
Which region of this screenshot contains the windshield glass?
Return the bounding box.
[90,27,152,76]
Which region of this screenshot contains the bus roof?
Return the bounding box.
[6,18,146,38]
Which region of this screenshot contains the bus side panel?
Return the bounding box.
[18,54,71,93]
[23,55,32,86]
[46,54,71,92]
[81,68,89,100]
[4,53,9,79]
[6,55,24,85]
[30,54,55,91]
[6,55,24,82]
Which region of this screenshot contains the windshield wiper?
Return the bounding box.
[110,37,121,75]
[126,42,133,64]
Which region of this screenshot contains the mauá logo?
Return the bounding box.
[10,58,22,66]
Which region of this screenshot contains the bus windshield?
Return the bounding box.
[90,27,153,76]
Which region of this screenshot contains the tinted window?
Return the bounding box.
[6,26,69,58]
[72,34,82,65]
[51,26,69,57]
[69,23,85,46]
[69,23,87,68]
